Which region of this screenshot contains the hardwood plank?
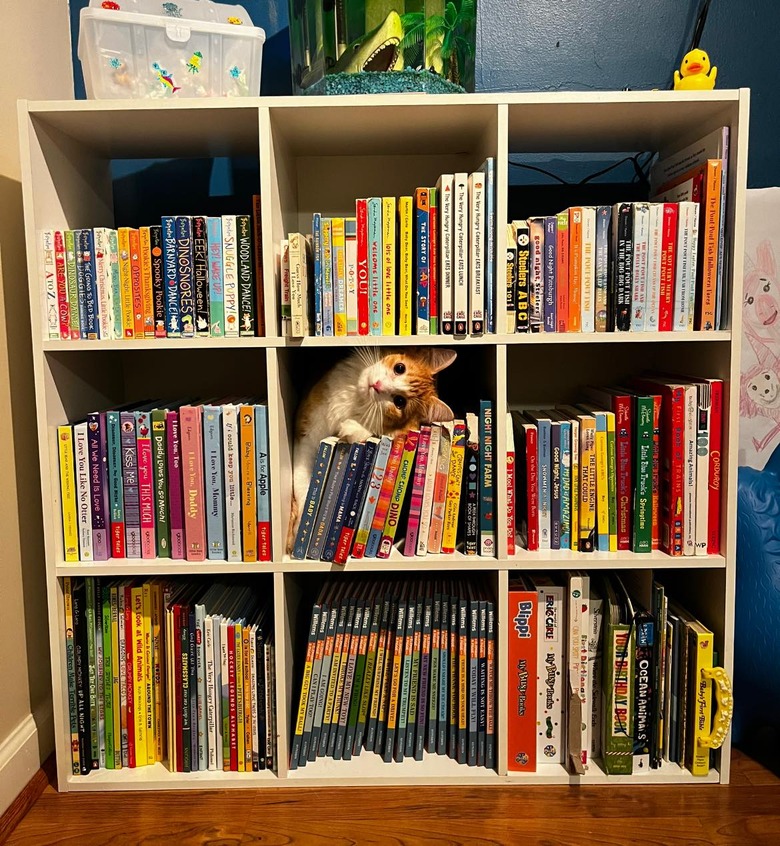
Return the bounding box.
[0,758,54,846]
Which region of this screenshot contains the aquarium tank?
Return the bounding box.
[287,0,476,95]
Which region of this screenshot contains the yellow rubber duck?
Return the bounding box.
[674,49,717,90]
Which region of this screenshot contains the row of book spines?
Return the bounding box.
[41,201,264,342]
[64,577,166,774]
[290,579,495,769]
[57,403,272,565]
[292,403,494,564]
[166,606,275,773]
[512,377,722,557]
[505,200,706,335]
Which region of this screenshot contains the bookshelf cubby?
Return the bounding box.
[19,89,748,791]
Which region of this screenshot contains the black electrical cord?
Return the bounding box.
[508,152,654,187]
[689,0,713,51]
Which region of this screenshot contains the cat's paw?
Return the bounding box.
[337,420,372,444]
[286,497,300,555]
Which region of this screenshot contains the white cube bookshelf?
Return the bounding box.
[18,89,748,791]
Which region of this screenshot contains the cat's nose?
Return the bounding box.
[372,380,383,392]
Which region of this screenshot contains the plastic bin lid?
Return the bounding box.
[88,0,257,28]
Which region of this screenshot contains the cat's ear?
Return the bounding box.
[426,398,454,423]
[422,348,457,374]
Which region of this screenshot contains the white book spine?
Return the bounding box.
[427,421,452,554]
[581,207,596,332]
[453,173,469,336]
[74,422,93,561]
[222,215,239,337]
[220,619,230,768]
[673,202,699,331]
[536,585,565,764]
[222,405,242,562]
[195,604,207,769]
[250,626,259,770]
[631,203,650,331]
[469,171,485,335]
[588,595,604,762]
[684,385,697,555]
[694,385,711,556]
[94,227,113,341]
[416,423,441,555]
[438,174,454,332]
[41,229,59,339]
[289,232,306,337]
[568,574,590,768]
[280,238,291,337]
[345,220,358,335]
[205,614,217,770]
[646,203,663,331]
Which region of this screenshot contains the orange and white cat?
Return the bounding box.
[288,347,456,549]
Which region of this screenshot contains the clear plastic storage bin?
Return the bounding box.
[78,0,265,99]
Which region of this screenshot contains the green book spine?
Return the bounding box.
[151,409,170,557]
[344,599,372,759]
[64,230,79,339]
[602,623,635,774]
[354,594,382,755]
[429,187,439,334]
[64,577,80,775]
[633,397,654,552]
[606,420,618,551]
[102,585,114,768]
[84,578,99,769]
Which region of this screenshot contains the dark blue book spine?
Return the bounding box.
[415,189,430,333]
[74,230,87,338]
[162,216,180,336]
[175,216,194,337]
[321,443,364,562]
[80,229,99,339]
[478,400,494,557]
[307,444,349,561]
[340,439,376,536]
[312,213,323,337]
[550,421,562,549]
[87,412,110,561]
[544,216,557,333]
[192,216,210,335]
[292,439,336,560]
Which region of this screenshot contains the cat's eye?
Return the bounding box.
[394,363,406,375]
[393,395,407,409]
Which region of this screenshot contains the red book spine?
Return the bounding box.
[556,214,569,332]
[173,604,183,771]
[650,395,661,550]
[661,386,686,556]
[708,380,723,553]
[54,231,70,339]
[526,427,539,551]
[613,395,633,551]
[507,588,537,772]
[333,526,355,565]
[429,197,439,333]
[507,443,516,555]
[658,204,678,331]
[356,199,369,335]
[257,523,271,562]
[228,625,238,771]
[124,586,136,768]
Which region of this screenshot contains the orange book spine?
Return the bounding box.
[507,586,537,772]
[696,160,722,330]
[139,227,155,337]
[240,405,257,562]
[555,211,569,332]
[568,208,583,332]
[129,228,145,339]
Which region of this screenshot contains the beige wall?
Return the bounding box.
[0,0,73,814]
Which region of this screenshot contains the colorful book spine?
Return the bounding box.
[237,214,255,336]
[331,216,347,336]
[106,413,125,557]
[367,198,382,335]
[453,173,469,337]
[311,213,323,337]
[165,410,185,559]
[382,197,396,335]
[364,435,406,559]
[438,176,454,335]
[344,217,358,335]
[58,426,79,561]
[222,405,241,561]
[697,159,723,331]
[222,215,239,338]
[41,230,59,339]
[92,228,111,341]
[188,216,207,336]
[180,405,206,561]
[558,418,572,550]
[579,415,596,552]
[469,173,484,335]
[351,436,392,559]
[464,413,480,554]
[135,411,155,559]
[80,228,100,339]
[174,217,194,337]
[334,438,378,565]
[148,225,166,337]
[240,404,257,562]
[535,581,565,764]
[280,238,290,336]
[120,411,140,558]
[255,404,271,562]
[139,226,156,337]
[646,203,663,332]
[543,216,557,333]
[378,431,420,558]
[321,218,334,336]
[528,217,544,332]
[64,230,80,339]
[206,217,224,337]
[595,206,611,332]
[568,209,583,332]
[427,423,452,554]
[614,203,633,331]
[515,221,530,333]
[356,200,369,335]
[150,409,169,557]
[479,400,495,556]
[506,224,517,333]
[507,584,537,772]
[659,204,679,331]
[128,228,144,339]
[506,418,516,555]
[416,424,441,556]
[161,217,180,336]
[87,412,109,561]
[74,229,87,338]
[603,618,634,774]
[441,421,466,554]
[403,426,432,556]
[415,188,431,335]
[685,623,714,776]
[428,187,439,335]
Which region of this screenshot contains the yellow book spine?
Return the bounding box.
[442,421,466,553]
[242,625,252,770]
[110,585,121,768]
[688,627,714,776]
[240,405,257,562]
[369,629,387,724]
[142,583,154,765]
[151,583,164,762]
[570,421,580,551]
[166,605,176,773]
[131,587,147,763]
[332,217,347,336]
[606,412,618,552]
[293,627,315,746]
[234,625,245,772]
[594,420,609,550]
[139,227,155,338]
[117,228,135,338]
[579,420,596,551]
[58,426,79,561]
[398,196,413,335]
[382,197,396,335]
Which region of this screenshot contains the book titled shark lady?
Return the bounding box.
[175,216,195,337]
[161,216,181,336]
[87,412,109,560]
[293,437,338,560]
[237,214,255,336]
[254,403,271,561]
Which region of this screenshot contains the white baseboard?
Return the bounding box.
[0,705,54,815]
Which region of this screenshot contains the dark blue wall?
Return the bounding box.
[70,0,778,187]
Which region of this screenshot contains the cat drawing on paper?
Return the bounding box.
[288,347,456,550]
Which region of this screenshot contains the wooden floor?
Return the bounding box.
[5,751,780,845]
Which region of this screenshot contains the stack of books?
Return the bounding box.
[57,400,271,563]
[507,571,717,777]
[40,198,264,340]
[291,576,495,769]
[64,577,276,775]
[291,401,495,562]
[281,160,496,338]
[509,375,723,556]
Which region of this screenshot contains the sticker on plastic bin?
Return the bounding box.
[162,2,182,17]
[187,51,202,73]
[101,1,120,9]
[227,16,243,24]
[152,63,181,93]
